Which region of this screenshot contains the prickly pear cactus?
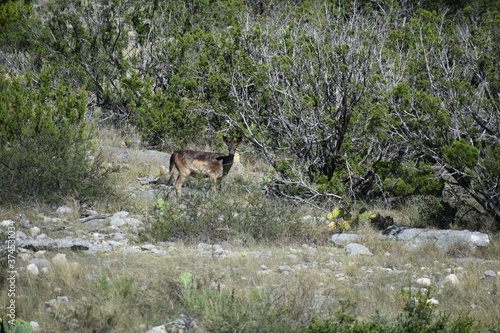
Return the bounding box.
[0,317,33,333]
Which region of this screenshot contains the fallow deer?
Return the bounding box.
[168,136,242,196]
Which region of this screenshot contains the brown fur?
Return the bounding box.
[168,136,242,196]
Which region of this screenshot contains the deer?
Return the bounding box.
[168,136,242,197]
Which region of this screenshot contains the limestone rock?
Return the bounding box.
[331,233,360,246]
[345,243,373,256]
[17,237,91,251]
[383,226,489,251]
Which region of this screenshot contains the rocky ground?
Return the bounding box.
[2,205,498,332]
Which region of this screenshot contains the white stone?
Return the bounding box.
[30,227,41,237]
[124,217,143,227]
[145,325,167,333]
[56,205,73,216]
[34,250,46,257]
[331,233,360,246]
[27,263,39,276]
[1,220,14,227]
[277,265,294,274]
[113,211,130,219]
[110,218,125,227]
[52,253,68,267]
[345,243,373,256]
[30,321,41,332]
[445,274,459,286]
[142,244,156,251]
[484,270,497,278]
[416,277,432,287]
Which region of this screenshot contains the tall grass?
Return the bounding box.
[143,185,327,245]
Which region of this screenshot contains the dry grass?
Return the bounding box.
[3,235,498,332]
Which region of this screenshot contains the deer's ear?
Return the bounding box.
[236,137,243,143]
[222,136,229,143]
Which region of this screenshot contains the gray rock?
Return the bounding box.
[111,233,127,241]
[112,211,130,219]
[56,205,73,216]
[137,175,159,185]
[16,230,28,240]
[30,321,41,332]
[213,244,226,256]
[28,258,51,268]
[110,218,126,228]
[145,325,167,333]
[197,243,227,255]
[276,265,294,274]
[142,150,171,165]
[345,243,373,256]
[294,262,318,270]
[84,218,109,228]
[19,214,31,228]
[124,217,143,227]
[88,242,114,253]
[128,189,159,202]
[445,274,459,285]
[52,253,68,266]
[27,263,39,275]
[141,244,156,251]
[165,314,200,333]
[44,296,70,312]
[483,270,497,278]
[17,237,91,251]
[124,246,142,253]
[331,233,360,246]
[108,148,130,164]
[383,226,489,251]
[30,227,41,237]
[1,219,14,227]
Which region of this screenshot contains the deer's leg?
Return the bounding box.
[210,176,218,193]
[174,174,187,197]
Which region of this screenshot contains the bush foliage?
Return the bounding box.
[0,67,110,203]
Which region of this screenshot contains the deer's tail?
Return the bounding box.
[167,152,177,185]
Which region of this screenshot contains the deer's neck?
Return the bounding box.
[221,153,235,177]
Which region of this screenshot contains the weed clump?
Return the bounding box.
[145,189,322,244]
[305,287,480,333]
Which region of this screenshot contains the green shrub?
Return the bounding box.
[0,68,111,204]
[375,160,444,197]
[0,0,32,48]
[122,73,205,148]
